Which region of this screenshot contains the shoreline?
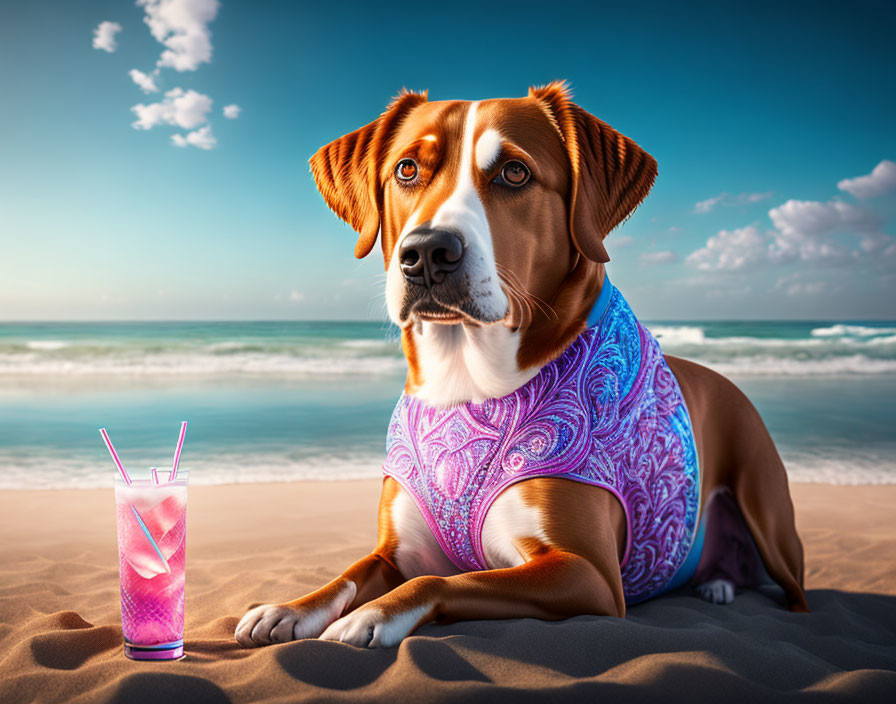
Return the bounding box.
[2,475,896,491]
[1,481,893,593]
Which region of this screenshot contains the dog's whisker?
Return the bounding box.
[499,276,534,328]
[497,268,557,323]
[503,280,536,330]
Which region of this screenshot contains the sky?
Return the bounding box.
[0,0,894,321]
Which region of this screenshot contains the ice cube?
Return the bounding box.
[124,536,169,579]
[140,494,185,543]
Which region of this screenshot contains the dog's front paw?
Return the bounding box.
[235,603,332,647]
[319,603,430,649]
[235,579,359,648]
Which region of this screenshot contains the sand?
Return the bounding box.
[0,480,894,703]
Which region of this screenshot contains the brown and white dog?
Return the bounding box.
[235,81,808,649]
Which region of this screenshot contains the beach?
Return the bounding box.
[0,480,894,703]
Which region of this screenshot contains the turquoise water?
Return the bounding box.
[1,320,894,488]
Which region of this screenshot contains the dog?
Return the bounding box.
[235,81,808,649]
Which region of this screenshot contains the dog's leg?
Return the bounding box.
[235,481,408,647]
[693,487,768,604]
[321,480,627,649]
[666,356,809,613]
[320,545,623,648]
[730,455,809,612]
[719,397,809,612]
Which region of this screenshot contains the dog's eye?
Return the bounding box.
[395,159,419,182]
[495,161,531,188]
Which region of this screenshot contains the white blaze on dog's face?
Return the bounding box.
[310,83,657,405]
[384,103,507,327]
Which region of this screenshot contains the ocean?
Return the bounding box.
[1,320,895,489]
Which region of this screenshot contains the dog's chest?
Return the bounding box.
[383,284,701,602]
[391,481,546,578]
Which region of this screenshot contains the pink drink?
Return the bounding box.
[114,472,188,660]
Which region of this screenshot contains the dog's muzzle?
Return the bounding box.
[399,226,465,288]
[396,224,505,325]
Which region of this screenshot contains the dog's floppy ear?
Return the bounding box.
[529,81,657,263]
[309,89,428,259]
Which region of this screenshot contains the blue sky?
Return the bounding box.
[1,0,894,321]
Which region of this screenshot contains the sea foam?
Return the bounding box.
[2,321,895,378]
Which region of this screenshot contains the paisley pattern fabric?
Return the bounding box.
[382,283,700,604]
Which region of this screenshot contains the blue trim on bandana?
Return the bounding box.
[586,277,616,328]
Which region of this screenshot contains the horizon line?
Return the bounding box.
[2,317,895,324]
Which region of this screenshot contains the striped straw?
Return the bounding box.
[129,505,171,574]
[168,421,188,482]
[99,428,132,486]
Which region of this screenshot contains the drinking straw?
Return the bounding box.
[129,505,171,574]
[168,421,188,482]
[151,467,162,486]
[99,428,132,486]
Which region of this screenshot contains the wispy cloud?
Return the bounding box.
[837,160,896,199]
[693,191,773,214]
[693,194,725,214]
[138,0,220,72]
[222,104,241,119]
[610,235,635,249]
[92,21,122,53]
[640,250,679,264]
[776,272,826,296]
[289,290,305,302]
[171,125,216,150]
[128,68,159,93]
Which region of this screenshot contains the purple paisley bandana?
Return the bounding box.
[383,282,700,604]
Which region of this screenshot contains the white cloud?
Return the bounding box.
[837,160,896,199]
[289,290,305,302]
[686,226,767,271]
[694,192,773,214]
[688,194,893,272]
[222,104,241,119]
[92,21,122,53]
[171,125,216,150]
[767,199,879,263]
[138,0,220,72]
[131,87,212,130]
[640,250,679,264]
[769,199,878,239]
[128,69,159,93]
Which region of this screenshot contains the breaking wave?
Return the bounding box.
[1,320,895,378]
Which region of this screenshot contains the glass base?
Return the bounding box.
[124,639,184,660]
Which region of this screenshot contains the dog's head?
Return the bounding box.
[311,81,656,402]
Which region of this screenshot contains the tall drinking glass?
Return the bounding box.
[114,470,188,660]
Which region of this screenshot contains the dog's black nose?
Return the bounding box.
[399,227,465,287]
